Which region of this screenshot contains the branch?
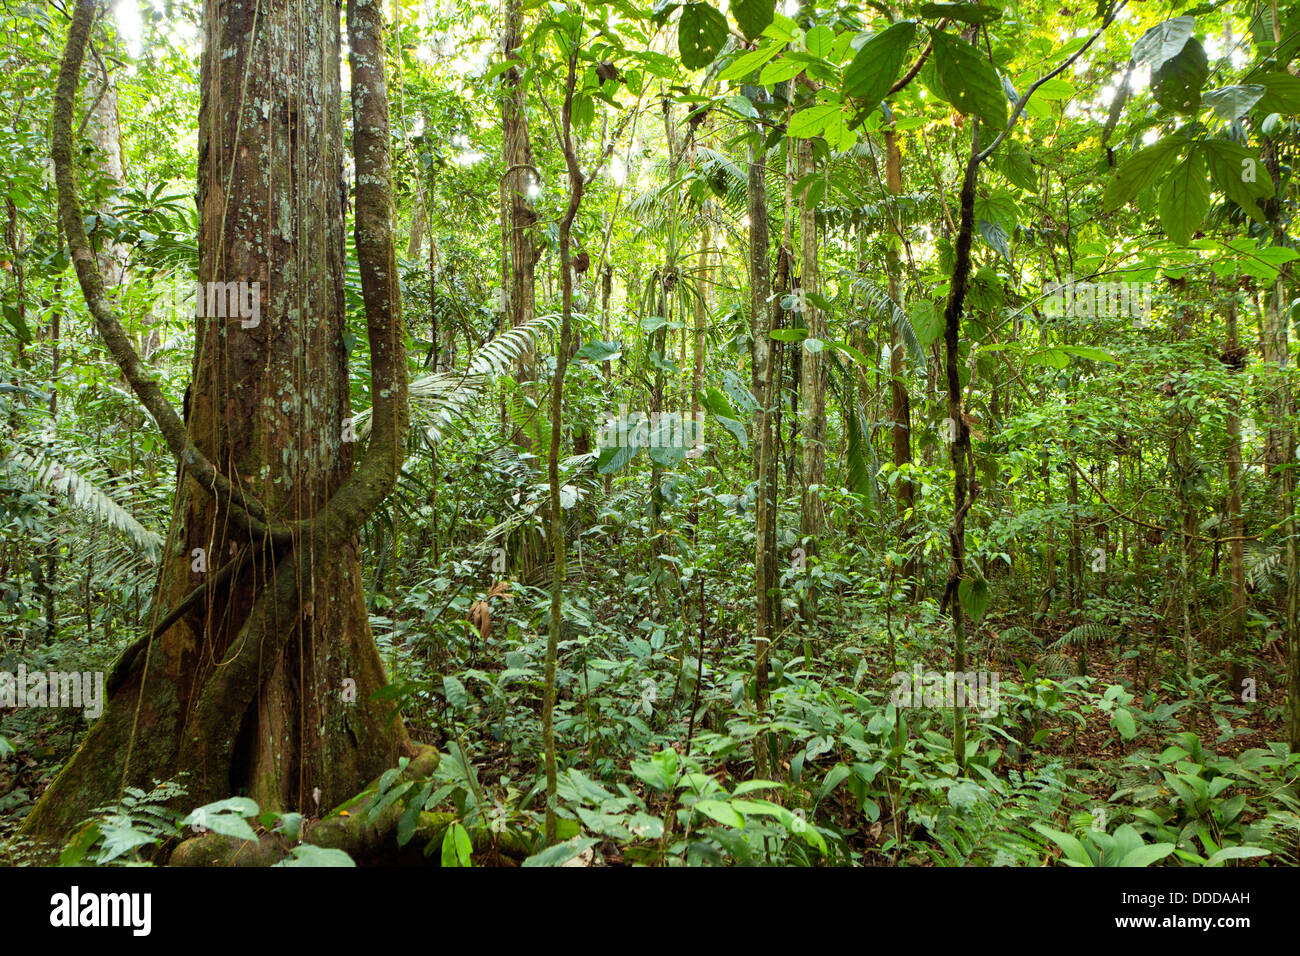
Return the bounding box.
[975,3,1125,164]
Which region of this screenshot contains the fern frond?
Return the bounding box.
[1050,623,1112,650]
[3,448,163,562]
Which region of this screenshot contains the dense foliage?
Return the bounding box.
[2,0,1300,867]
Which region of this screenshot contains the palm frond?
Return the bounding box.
[853,277,926,372]
[352,313,560,446]
[3,448,163,562]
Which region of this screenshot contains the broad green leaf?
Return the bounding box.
[1058,346,1117,363]
[596,440,641,474]
[1255,71,1300,114]
[273,845,356,867]
[678,3,729,70]
[1202,85,1264,122]
[1152,37,1207,114]
[575,339,621,363]
[910,300,944,346]
[1117,842,1176,867]
[843,21,916,119]
[931,31,1007,130]
[693,798,746,828]
[1157,150,1210,245]
[1203,140,1274,224]
[999,139,1038,191]
[719,42,781,82]
[1029,77,1075,100]
[1103,137,1184,210]
[731,0,776,41]
[1204,845,1270,866]
[1031,823,1093,866]
[916,2,1002,23]
[788,104,842,138]
[1131,17,1195,71]
[522,836,601,867]
[441,821,474,867]
[957,574,990,622]
[818,763,852,801]
[977,218,1011,261]
[700,385,739,418]
[759,56,805,85]
[804,24,834,59]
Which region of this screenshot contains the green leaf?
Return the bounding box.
[1157,149,1210,245]
[977,218,1011,261]
[678,3,729,70]
[911,299,943,346]
[1117,842,1175,867]
[1152,37,1207,114]
[1202,85,1265,122]
[930,31,1007,130]
[826,340,870,365]
[1114,708,1137,741]
[843,21,916,119]
[1131,17,1195,71]
[441,821,474,867]
[998,139,1038,192]
[759,57,805,85]
[916,3,1003,24]
[522,836,601,867]
[957,574,990,622]
[818,763,853,801]
[1204,845,1270,866]
[788,104,842,138]
[714,415,749,448]
[1031,823,1093,866]
[699,385,739,419]
[575,339,621,363]
[804,24,835,60]
[2,304,31,343]
[694,798,746,828]
[631,748,678,791]
[1027,348,1069,369]
[1058,346,1117,363]
[596,440,641,475]
[1203,140,1274,224]
[731,0,776,41]
[1255,71,1300,114]
[719,43,781,82]
[274,845,355,867]
[442,674,469,709]
[845,405,876,500]
[1103,137,1184,210]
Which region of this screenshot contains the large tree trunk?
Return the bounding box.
[501,0,536,378]
[25,0,414,847]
